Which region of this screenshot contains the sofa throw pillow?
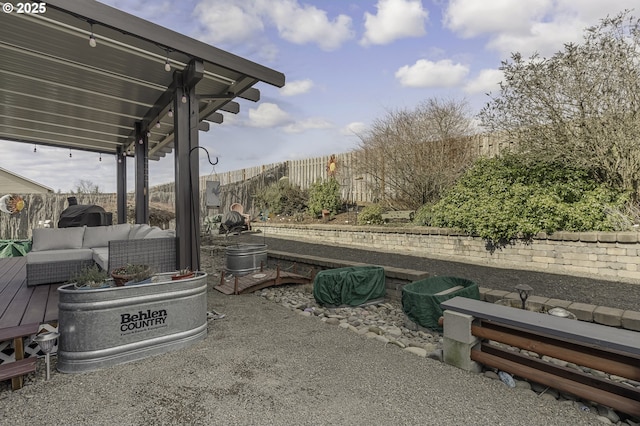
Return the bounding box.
[128,224,153,239]
[32,227,85,251]
[143,227,172,239]
[82,223,132,248]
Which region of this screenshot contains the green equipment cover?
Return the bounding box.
[313,265,385,307]
[0,240,31,258]
[402,276,479,331]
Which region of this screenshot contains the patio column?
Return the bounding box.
[173,60,204,271]
[134,122,149,224]
[116,146,127,224]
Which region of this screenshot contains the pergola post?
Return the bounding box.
[174,60,204,270]
[134,122,149,224]
[116,146,127,224]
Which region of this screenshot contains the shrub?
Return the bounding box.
[413,204,433,226]
[254,179,307,216]
[357,204,384,225]
[307,178,342,217]
[431,155,630,243]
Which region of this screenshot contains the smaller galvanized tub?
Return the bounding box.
[57,272,207,373]
[225,244,267,276]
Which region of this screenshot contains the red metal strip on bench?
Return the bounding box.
[0,358,37,383]
[441,296,640,356]
[473,321,640,381]
[472,343,640,418]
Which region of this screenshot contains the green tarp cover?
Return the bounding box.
[402,276,479,331]
[313,266,385,307]
[0,240,31,258]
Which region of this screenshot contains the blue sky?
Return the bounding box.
[1,0,637,193]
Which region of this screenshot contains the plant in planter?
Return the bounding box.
[172,268,195,281]
[111,263,152,286]
[70,265,112,289]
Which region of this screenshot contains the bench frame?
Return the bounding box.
[441,297,640,417]
[381,210,415,222]
[0,323,40,390]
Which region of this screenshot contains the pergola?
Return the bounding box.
[0,0,285,270]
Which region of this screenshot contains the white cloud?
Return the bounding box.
[395,59,469,88]
[282,117,332,133]
[360,0,428,46]
[280,79,314,96]
[341,122,368,137]
[193,0,264,45]
[193,0,354,52]
[266,0,355,51]
[464,68,504,95]
[443,0,639,58]
[247,103,291,128]
[444,0,551,38]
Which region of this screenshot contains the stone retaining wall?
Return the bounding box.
[253,223,640,285]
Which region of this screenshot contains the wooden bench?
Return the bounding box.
[441,297,640,417]
[381,210,415,222]
[0,323,40,390]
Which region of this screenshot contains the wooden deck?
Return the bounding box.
[0,257,61,329]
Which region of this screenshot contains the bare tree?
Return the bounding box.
[479,11,640,198]
[72,179,101,194]
[355,97,476,209]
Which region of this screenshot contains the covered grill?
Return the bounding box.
[58,197,112,228]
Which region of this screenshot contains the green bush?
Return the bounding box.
[357,204,384,225]
[254,179,307,216]
[413,204,433,226]
[307,178,342,217]
[431,155,630,243]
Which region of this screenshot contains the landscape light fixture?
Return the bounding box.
[515,283,533,310]
[34,332,60,381]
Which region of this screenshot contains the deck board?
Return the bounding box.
[0,257,58,329]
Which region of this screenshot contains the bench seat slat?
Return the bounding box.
[0,323,40,342]
[441,297,640,356]
[0,358,37,383]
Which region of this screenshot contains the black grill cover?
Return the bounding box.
[58,204,113,228]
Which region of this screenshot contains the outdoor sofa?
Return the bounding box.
[26,223,176,286]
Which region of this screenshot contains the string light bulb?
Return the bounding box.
[167,107,173,118]
[33,145,37,153]
[164,57,171,72]
[99,153,102,162]
[89,23,97,47]
[181,94,187,104]
[69,149,72,158]
[138,138,143,145]
[155,122,161,128]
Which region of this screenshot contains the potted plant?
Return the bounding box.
[172,268,195,281]
[70,265,112,289]
[110,263,152,286]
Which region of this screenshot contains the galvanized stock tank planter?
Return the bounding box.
[57,272,208,373]
[225,244,267,276]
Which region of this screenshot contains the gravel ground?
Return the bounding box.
[0,292,603,425]
[0,235,631,425]
[235,233,640,311]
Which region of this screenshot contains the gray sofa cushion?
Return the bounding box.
[31,227,85,251]
[27,248,94,263]
[143,227,175,238]
[82,224,131,248]
[128,224,153,239]
[91,247,109,271]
